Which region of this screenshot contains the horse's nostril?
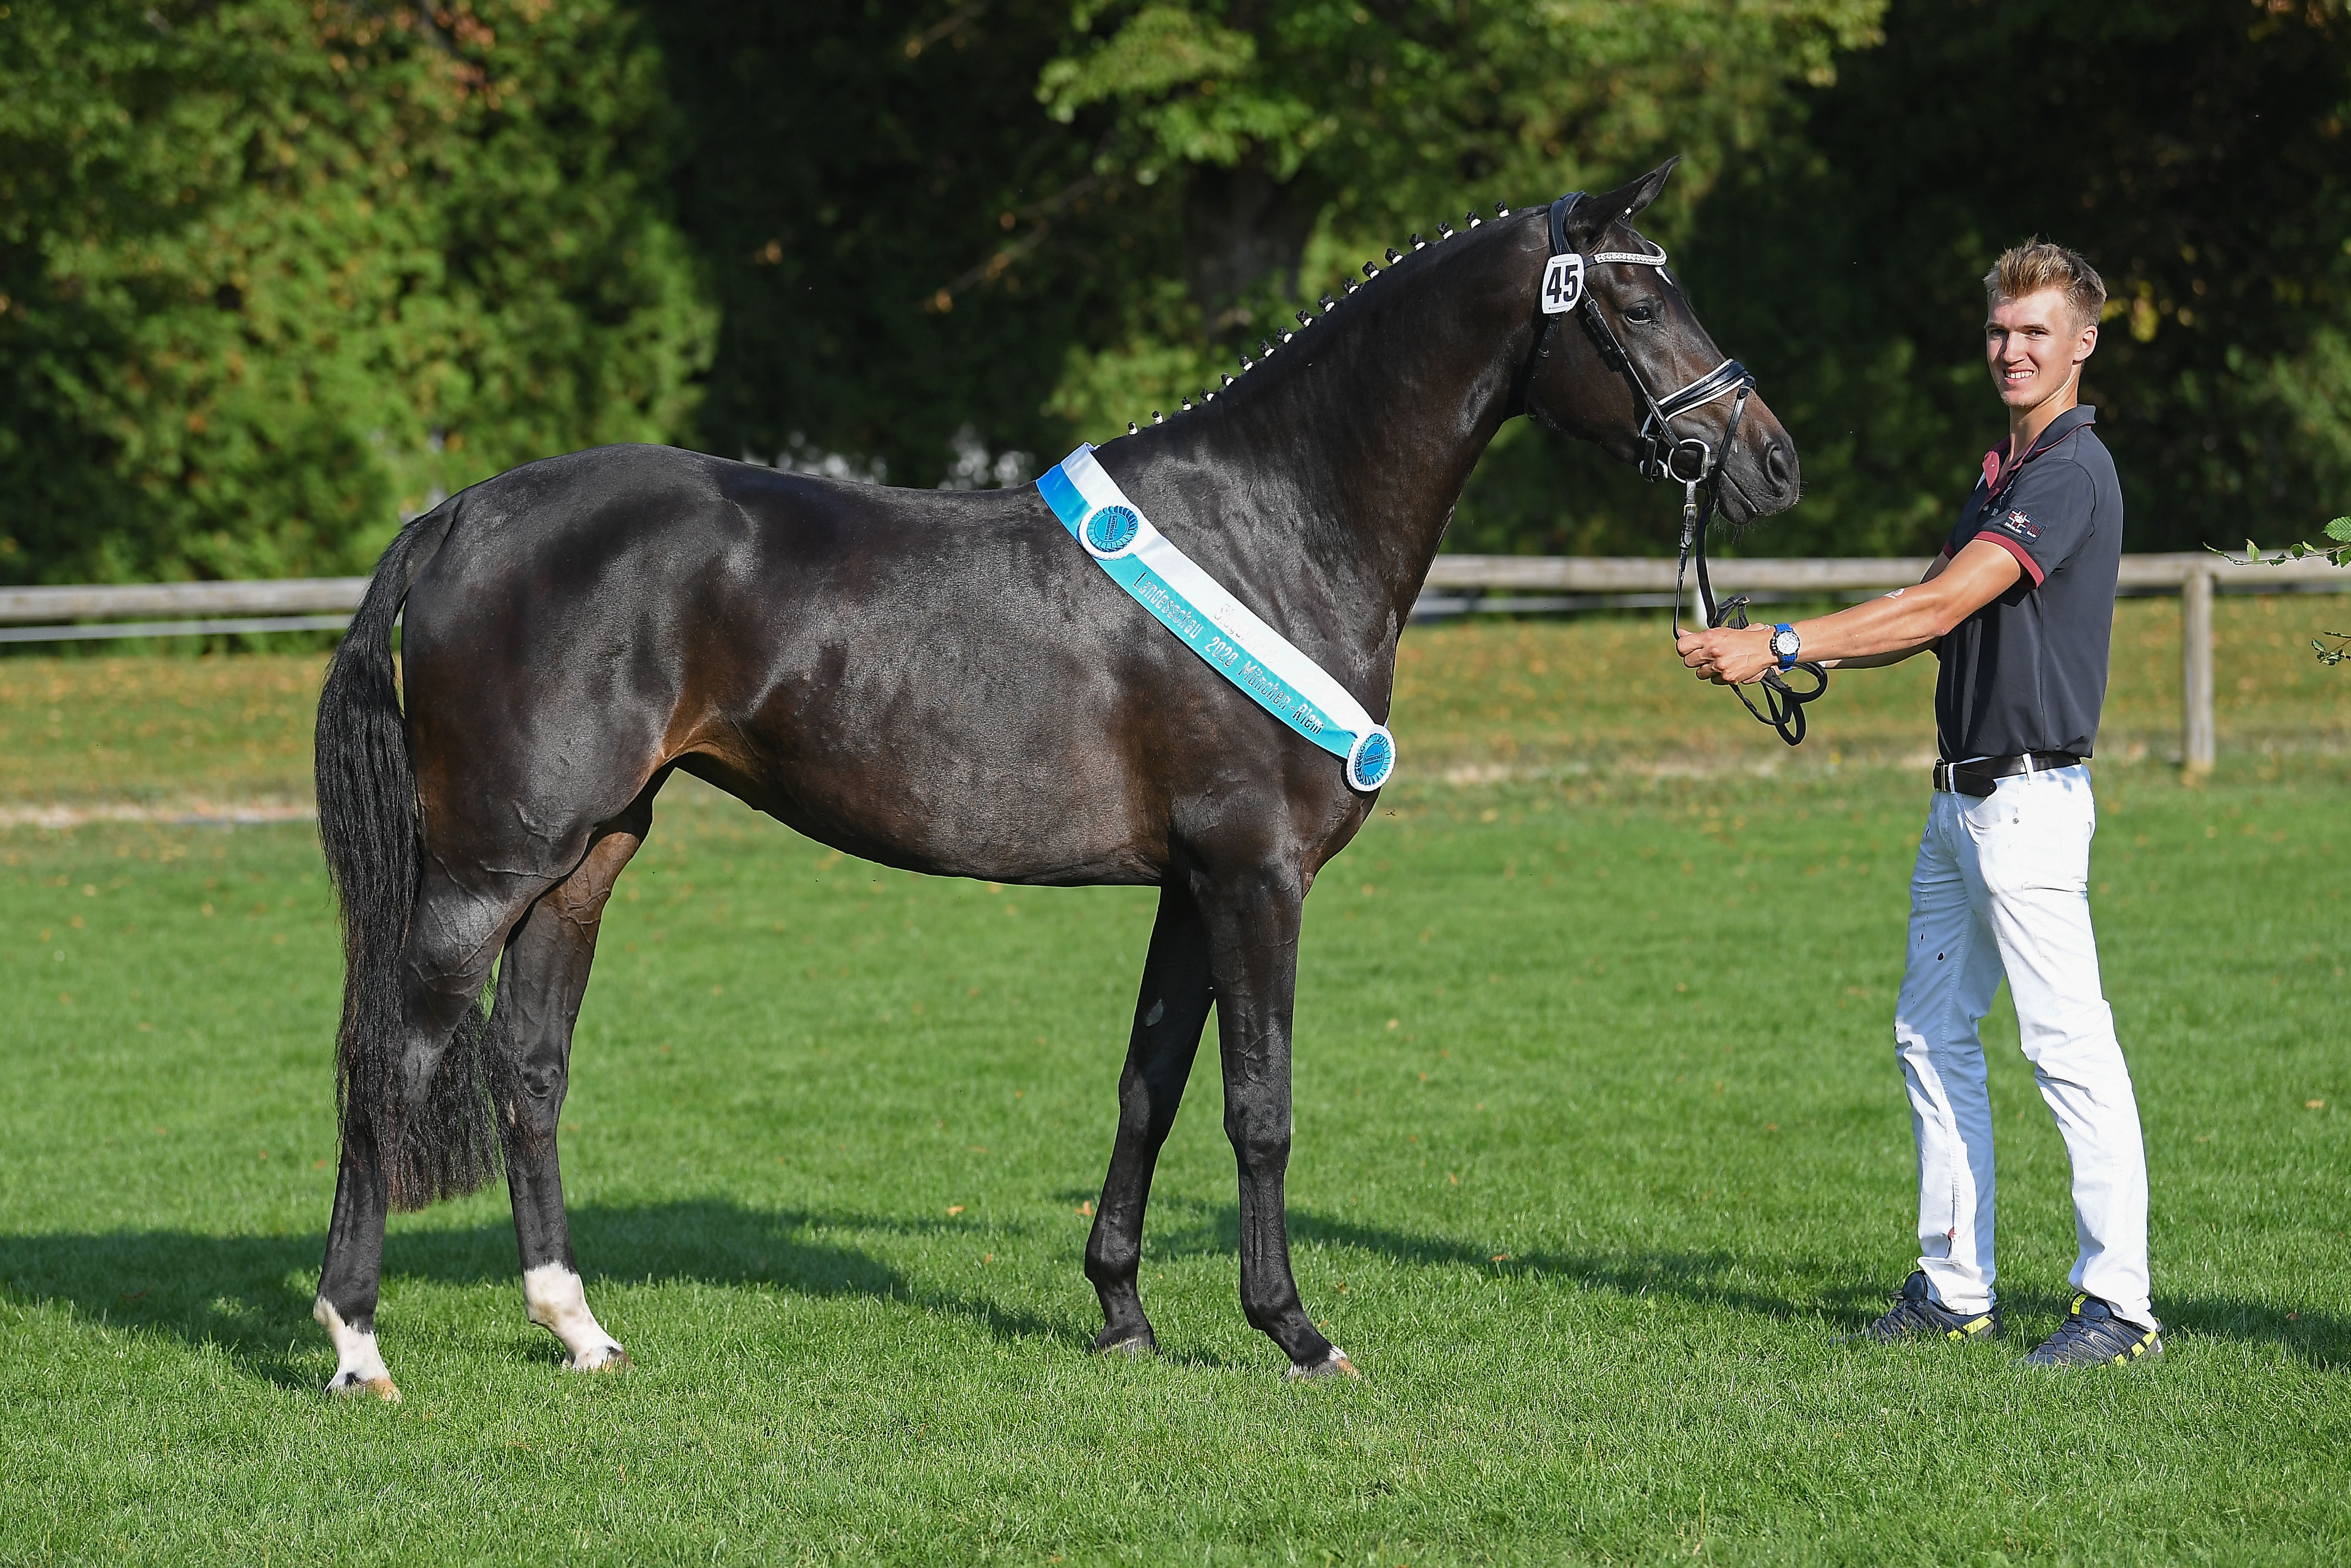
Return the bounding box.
[1765,440,1795,491]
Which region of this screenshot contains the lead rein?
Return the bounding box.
[1669,385,1827,748]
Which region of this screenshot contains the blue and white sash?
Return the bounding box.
[1037,444,1395,792]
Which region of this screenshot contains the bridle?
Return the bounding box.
[1511,192,1827,747]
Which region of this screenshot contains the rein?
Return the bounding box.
[1518,192,1827,747]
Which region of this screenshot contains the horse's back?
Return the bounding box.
[394,444,1222,883]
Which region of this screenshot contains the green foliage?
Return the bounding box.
[1639,0,2351,558]
[1041,5,1277,168]
[641,0,1132,488]
[7,0,2349,581]
[2211,518,2351,626]
[654,0,1885,483]
[0,0,709,584]
[2220,527,2351,569]
[1035,0,1887,435]
[1041,0,1884,235]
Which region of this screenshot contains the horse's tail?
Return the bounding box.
[315,504,501,1211]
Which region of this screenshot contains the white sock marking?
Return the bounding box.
[523,1262,625,1370]
[1285,1346,1357,1379]
[313,1296,399,1400]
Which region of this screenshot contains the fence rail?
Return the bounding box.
[0,577,369,625]
[1417,553,2345,772]
[1416,551,2342,596]
[4,555,2343,771]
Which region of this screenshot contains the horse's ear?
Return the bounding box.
[1567,157,1681,243]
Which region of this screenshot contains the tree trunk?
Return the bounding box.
[1183,156,1320,343]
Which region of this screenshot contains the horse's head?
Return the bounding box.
[1526,161,1800,527]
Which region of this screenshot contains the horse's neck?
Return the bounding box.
[1193,224,1539,634]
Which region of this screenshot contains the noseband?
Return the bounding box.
[1512,191,1826,746]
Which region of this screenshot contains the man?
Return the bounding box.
[1677,241,2159,1368]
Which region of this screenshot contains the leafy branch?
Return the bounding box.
[2209,516,2351,569]
[2209,519,2351,666]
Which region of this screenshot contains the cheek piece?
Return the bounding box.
[1513,190,1827,747]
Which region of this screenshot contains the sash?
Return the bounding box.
[1036,444,1396,792]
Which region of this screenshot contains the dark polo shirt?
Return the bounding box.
[1933,404,2123,760]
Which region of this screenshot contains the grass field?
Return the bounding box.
[2,606,2347,1564]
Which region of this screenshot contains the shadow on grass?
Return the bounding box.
[0,1198,1069,1390]
[1125,1195,2350,1369]
[7,1195,2338,1386]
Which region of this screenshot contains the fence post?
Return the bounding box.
[2181,565,2215,774]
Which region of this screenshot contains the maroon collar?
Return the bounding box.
[1980,405,2098,505]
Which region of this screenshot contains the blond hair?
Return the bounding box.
[1984,240,2105,331]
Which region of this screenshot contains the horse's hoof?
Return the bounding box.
[1286,1349,1360,1381]
[1094,1333,1155,1358]
[326,1370,402,1402]
[315,1298,398,1400]
[566,1343,629,1373]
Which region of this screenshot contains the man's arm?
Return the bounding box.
[1676,540,2022,687]
[1824,551,1954,669]
[1824,557,1956,667]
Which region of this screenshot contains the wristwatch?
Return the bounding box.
[1771,623,1802,671]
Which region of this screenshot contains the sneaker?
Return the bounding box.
[1854,1270,2003,1343]
[2024,1293,2163,1368]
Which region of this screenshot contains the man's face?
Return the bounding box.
[1986,287,2096,414]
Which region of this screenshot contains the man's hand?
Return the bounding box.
[1674,541,2027,688]
[1678,623,1778,686]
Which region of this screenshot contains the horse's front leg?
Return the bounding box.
[1198,861,1356,1378]
[1085,882,1216,1354]
[493,818,646,1372]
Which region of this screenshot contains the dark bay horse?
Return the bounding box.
[310,162,1799,1397]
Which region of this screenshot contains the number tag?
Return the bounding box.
[1540,252,1585,315]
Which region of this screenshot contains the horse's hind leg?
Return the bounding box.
[316,1120,398,1398]
[314,815,579,1396]
[1084,882,1216,1354]
[314,867,526,1398]
[492,798,651,1371]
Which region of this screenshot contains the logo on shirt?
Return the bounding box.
[1999,509,2040,541]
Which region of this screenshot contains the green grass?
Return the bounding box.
[2,619,2348,1563]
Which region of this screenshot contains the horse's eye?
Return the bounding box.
[1624,300,1658,324]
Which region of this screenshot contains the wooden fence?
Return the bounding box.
[1417,552,2346,772]
[3,554,2344,771]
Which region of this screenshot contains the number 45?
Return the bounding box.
[1541,252,1585,315]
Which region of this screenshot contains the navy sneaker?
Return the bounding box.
[1855,1271,2003,1343]
[2024,1293,2163,1368]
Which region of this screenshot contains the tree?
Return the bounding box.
[0,0,1899,575]
[21,0,2334,582]
[647,0,1886,493]
[1028,0,1887,442]
[1645,0,2351,558]
[640,0,1135,491]
[0,0,708,584]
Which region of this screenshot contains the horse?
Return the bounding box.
[308,160,1800,1398]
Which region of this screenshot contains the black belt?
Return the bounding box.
[1932,751,2082,797]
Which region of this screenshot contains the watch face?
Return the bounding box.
[1773,629,1799,657]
